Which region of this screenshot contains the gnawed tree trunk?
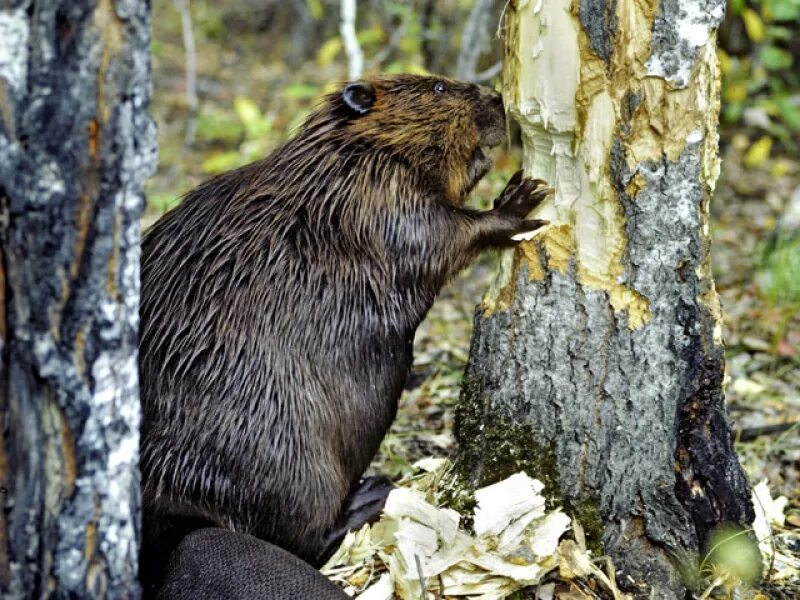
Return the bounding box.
[0,1,156,597]
[454,0,754,597]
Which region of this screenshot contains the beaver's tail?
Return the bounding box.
[146,527,348,600]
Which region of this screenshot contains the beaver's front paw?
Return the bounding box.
[493,170,551,218]
[489,171,552,241]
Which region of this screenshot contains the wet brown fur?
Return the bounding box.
[139,75,545,570]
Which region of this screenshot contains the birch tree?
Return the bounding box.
[454,0,754,596]
[0,0,156,596]
[340,0,363,80]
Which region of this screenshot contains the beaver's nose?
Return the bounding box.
[477,85,503,109]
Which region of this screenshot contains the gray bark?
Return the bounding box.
[0,0,156,597]
[454,0,754,598]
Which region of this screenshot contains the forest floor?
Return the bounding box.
[148,4,799,596]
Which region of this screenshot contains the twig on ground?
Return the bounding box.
[738,421,800,442]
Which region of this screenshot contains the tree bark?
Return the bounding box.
[454,0,754,597]
[0,0,156,597]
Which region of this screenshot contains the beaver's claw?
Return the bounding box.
[493,170,552,218]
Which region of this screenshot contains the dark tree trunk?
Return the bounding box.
[453,1,754,598]
[0,0,156,597]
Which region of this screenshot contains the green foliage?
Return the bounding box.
[200,97,275,175]
[234,97,273,138]
[306,0,324,21]
[721,0,800,152]
[283,83,321,100]
[194,2,225,40]
[757,232,800,305]
[314,0,431,75]
[702,526,763,585]
[200,151,247,175]
[148,192,182,214]
[195,106,245,146]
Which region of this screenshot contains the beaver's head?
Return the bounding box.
[331,74,506,204]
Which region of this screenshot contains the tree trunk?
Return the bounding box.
[0,1,156,597]
[454,0,754,597]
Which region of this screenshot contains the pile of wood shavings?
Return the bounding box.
[322,462,628,600]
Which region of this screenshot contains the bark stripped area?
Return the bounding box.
[455,0,753,596]
[0,0,156,597]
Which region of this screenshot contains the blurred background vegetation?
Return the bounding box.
[147,0,799,560]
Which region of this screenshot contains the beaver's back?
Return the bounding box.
[140,159,416,562]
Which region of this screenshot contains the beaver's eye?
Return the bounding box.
[434,81,447,95]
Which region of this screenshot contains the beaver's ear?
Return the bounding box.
[342,82,376,115]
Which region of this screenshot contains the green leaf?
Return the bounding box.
[765,0,800,21]
[234,97,261,129]
[730,0,746,14]
[148,193,181,213]
[766,25,793,41]
[357,26,385,46]
[284,83,320,100]
[767,122,796,152]
[760,46,793,70]
[202,151,247,174]
[316,37,342,66]
[742,8,765,42]
[195,109,244,145]
[234,97,271,139]
[775,96,800,130]
[704,526,762,585]
[723,81,748,103]
[759,234,800,304]
[723,102,744,123]
[744,135,773,167]
[306,0,324,20]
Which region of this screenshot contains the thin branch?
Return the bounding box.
[340,0,363,80]
[472,60,502,83]
[456,0,495,81]
[173,0,198,147]
[368,18,407,70]
[737,420,800,442]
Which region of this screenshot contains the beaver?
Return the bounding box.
[139,74,549,597]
